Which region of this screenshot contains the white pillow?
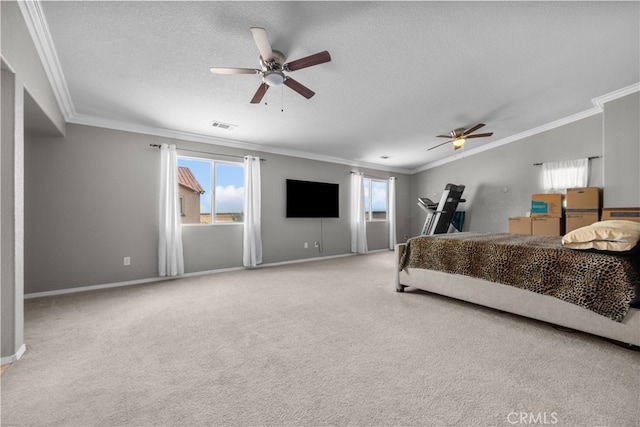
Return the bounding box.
[561,220,640,252]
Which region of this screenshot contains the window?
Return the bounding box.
[363,178,388,221]
[214,162,245,223]
[541,158,589,192]
[177,157,244,224]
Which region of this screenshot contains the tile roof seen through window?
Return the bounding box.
[178,167,205,194]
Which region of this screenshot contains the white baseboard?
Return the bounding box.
[1,344,26,365]
[24,250,390,300]
[24,276,179,299]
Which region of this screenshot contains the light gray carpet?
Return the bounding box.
[2,251,639,426]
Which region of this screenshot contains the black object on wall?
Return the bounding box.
[286,179,339,218]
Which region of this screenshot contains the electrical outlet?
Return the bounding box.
[304,242,308,249]
[314,241,320,248]
[123,257,131,266]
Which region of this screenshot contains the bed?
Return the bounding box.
[395,232,640,347]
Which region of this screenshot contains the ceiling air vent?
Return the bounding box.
[211,120,237,130]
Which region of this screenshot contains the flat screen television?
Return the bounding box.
[286,179,339,218]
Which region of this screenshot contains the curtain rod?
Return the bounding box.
[149,144,266,162]
[351,171,396,180]
[533,155,601,166]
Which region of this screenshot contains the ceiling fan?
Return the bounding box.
[428,123,494,151]
[210,27,331,104]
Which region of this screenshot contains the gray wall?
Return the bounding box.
[24,124,411,294]
[410,92,638,236]
[25,125,160,293]
[603,92,640,207]
[23,92,639,295]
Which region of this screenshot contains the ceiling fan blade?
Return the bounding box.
[466,132,494,139]
[250,83,269,104]
[463,123,485,135]
[284,78,315,99]
[284,51,331,71]
[250,27,274,62]
[210,67,261,75]
[428,140,452,151]
[436,134,452,138]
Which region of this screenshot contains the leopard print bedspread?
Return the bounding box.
[399,232,639,322]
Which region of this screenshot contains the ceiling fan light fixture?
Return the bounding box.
[211,29,330,103]
[453,137,466,148]
[263,70,285,87]
[430,124,491,151]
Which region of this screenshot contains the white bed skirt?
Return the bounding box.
[395,244,640,347]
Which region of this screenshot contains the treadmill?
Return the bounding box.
[418,183,465,235]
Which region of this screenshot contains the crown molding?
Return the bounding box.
[18,0,75,120]
[1,55,17,73]
[69,114,413,175]
[411,82,640,174]
[592,82,640,110]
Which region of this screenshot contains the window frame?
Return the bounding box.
[177,155,245,226]
[363,177,389,222]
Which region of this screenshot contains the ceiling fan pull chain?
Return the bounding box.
[281,86,284,112]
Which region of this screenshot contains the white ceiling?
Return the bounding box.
[32,1,640,173]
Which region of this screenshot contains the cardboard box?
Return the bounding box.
[566,187,601,210]
[565,212,599,233]
[509,217,532,235]
[601,207,640,223]
[531,193,563,218]
[532,217,563,236]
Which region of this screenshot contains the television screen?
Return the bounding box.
[286,179,339,218]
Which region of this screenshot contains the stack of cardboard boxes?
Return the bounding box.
[508,188,601,236]
[565,187,601,233]
[509,187,640,235]
[531,193,564,235]
[508,193,563,236]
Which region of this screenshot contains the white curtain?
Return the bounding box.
[243,156,262,267]
[350,172,368,254]
[158,143,184,277]
[388,177,397,250]
[542,158,589,192]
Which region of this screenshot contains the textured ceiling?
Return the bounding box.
[36,1,640,173]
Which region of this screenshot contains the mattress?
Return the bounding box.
[399,232,639,322]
